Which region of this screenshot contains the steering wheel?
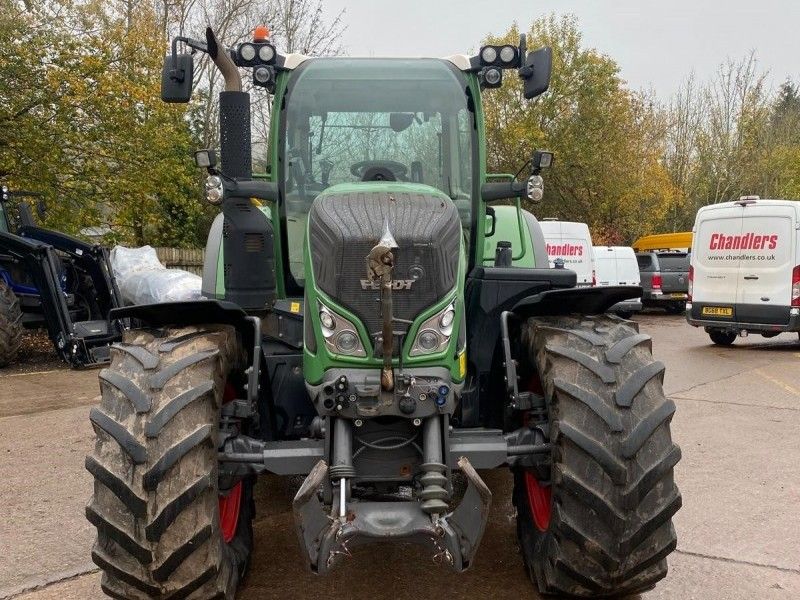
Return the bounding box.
[350,160,408,181]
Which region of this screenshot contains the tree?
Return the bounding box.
[482,15,681,243]
[1,0,347,247]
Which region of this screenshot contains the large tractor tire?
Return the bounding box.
[86,326,253,599]
[514,315,681,597]
[0,280,23,367]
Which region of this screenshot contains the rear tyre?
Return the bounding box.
[0,280,23,367]
[86,325,252,599]
[514,315,681,598]
[708,330,737,346]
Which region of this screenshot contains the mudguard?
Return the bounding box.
[512,285,643,317]
[110,299,256,353]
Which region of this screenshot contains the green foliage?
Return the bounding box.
[482,16,682,244]
[0,0,208,247]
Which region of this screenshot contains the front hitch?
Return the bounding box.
[292,456,491,574]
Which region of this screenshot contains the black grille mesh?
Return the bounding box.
[308,189,461,342]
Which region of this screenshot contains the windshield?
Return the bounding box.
[281,58,475,288]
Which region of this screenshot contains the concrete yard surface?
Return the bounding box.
[1,314,799,599]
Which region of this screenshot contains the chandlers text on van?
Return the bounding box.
[709,232,779,251]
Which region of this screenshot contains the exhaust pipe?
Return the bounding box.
[204,27,275,309]
[206,27,241,92]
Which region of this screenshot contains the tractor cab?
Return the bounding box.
[280,57,475,287]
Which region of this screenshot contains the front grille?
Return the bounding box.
[308,188,461,346]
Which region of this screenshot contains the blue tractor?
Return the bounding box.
[0,185,123,367]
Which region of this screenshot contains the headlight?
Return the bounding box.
[483,67,502,86]
[480,46,498,64]
[499,45,516,63]
[319,308,335,330]
[410,300,457,356]
[205,175,223,205]
[439,308,455,329]
[318,301,366,357]
[335,331,359,353]
[239,43,256,62]
[418,329,440,351]
[258,44,275,62]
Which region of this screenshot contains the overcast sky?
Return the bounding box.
[322,0,800,99]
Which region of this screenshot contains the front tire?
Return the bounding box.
[708,330,737,346]
[86,325,251,599]
[0,280,23,367]
[514,315,681,597]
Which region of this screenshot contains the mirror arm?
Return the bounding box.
[169,36,207,81]
[481,181,526,202]
[224,180,278,202]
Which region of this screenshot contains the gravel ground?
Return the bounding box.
[5,330,62,374]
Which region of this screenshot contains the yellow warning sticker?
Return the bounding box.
[458,352,467,378]
[290,302,301,314]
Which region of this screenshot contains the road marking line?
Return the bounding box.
[755,368,800,397]
[0,369,65,379]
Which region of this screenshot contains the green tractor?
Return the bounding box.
[86,25,681,599]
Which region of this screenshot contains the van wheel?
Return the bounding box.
[665,303,685,315]
[708,330,737,346]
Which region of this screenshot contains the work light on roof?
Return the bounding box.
[479,44,521,68]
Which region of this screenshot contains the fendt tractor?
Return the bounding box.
[86,25,681,599]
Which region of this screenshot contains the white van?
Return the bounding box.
[594,246,642,317]
[539,220,595,286]
[687,197,800,345]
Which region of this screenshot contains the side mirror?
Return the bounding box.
[521,47,552,99]
[161,53,194,103]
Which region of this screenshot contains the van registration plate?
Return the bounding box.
[702,306,733,317]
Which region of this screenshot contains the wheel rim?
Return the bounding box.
[219,481,243,544]
[524,471,552,532]
[219,382,241,544]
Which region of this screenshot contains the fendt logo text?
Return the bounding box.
[360,279,415,291]
[709,232,778,251]
[547,243,583,256]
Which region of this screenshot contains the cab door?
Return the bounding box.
[735,203,796,324]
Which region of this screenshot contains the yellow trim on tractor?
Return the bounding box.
[633,232,693,251]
